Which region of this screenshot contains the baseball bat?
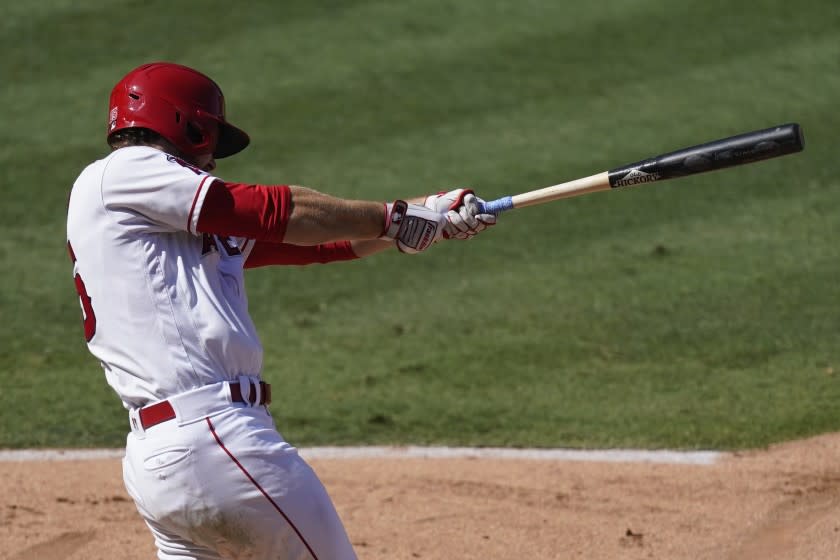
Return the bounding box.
[478,123,804,214]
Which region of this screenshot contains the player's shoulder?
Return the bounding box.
[104,146,211,182]
[107,145,177,167]
[78,146,163,180]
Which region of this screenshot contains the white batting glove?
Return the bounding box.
[459,192,497,239]
[380,200,448,254]
[424,189,497,240]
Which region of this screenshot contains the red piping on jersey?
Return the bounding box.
[205,417,320,560]
[187,175,214,234]
[197,181,291,242]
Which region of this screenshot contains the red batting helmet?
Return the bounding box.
[108,62,250,159]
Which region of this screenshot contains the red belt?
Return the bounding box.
[138,381,272,430]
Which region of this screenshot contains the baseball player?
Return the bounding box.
[66,62,496,560]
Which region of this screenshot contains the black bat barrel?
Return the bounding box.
[607,123,804,188]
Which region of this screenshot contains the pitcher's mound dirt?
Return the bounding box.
[3,433,840,559]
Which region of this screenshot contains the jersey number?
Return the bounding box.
[67,242,96,341]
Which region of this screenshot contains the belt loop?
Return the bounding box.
[237,375,251,405]
[128,408,146,438]
[251,379,261,406]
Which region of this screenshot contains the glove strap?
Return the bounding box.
[381,200,409,240]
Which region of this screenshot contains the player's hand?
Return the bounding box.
[458,192,497,239]
[381,200,448,254]
[424,189,497,240]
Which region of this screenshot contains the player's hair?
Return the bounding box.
[108,127,166,149]
[108,127,188,159]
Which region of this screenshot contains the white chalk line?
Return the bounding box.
[0,446,725,465]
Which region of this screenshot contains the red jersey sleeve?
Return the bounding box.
[196,180,291,242]
[244,241,358,269]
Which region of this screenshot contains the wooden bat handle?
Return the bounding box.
[478,172,609,214]
[511,172,610,208]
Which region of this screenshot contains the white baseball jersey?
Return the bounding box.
[67,146,262,409]
[69,146,359,559]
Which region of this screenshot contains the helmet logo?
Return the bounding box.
[109,107,118,131]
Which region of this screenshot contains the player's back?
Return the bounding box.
[67,147,263,409]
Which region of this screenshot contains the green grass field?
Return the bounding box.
[1,0,838,449]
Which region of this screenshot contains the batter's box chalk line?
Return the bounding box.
[0,446,724,465]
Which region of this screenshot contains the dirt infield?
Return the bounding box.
[3,433,840,560]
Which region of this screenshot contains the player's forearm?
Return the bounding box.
[282,186,386,245]
[285,192,431,251]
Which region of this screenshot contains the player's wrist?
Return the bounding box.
[380,200,405,239]
[380,200,446,253]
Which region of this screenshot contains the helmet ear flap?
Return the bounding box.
[185,121,204,144]
[184,113,219,154]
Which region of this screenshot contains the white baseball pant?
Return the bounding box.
[122,378,356,560]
